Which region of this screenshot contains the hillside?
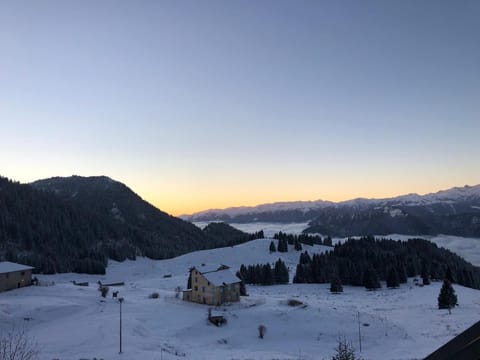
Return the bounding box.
[183,185,480,237]
[1,238,479,360]
[0,176,251,274]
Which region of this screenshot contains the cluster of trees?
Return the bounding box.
[0,176,255,274]
[237,259,289,285]
[273,232,333,247]
[248,230,265,240]
[293,236,480,290]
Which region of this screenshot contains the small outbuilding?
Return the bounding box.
[183,264,242,306]
[0,261,34,292]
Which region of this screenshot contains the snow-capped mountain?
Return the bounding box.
[182,185,480,237]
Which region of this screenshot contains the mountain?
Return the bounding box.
[0,176,251,274]
[182,185,480,237]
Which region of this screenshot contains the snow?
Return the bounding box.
[0,261,34,273]
[181,200,333,220]
[1,239,480,360]
[194,221,311,238]
[203,269,241,286]
[184,185,480,220]
[195,263,225,274]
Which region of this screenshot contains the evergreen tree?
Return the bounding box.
[330,277,343,293]
[445,266,454,283]
[278,239,288,253]
[262,264,274,285]
[299,251,312,265]
[269,241,276,253]
[363,267,381,290]
[323,236,333,247]
[421,263,431,285]
[386,267,400,289]
[294,239,302,251]
[293,264,305,283]
[274,259,289,284]
[331,338,358,360]
[438,280,458,310]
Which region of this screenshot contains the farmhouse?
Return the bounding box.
[183,264,242,306]
[0,261,34,292]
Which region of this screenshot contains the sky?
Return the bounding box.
[0,0,479,216]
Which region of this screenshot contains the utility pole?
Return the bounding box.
[357,311,362,353]
[119,297,124,354]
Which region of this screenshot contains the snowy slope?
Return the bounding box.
[1,238,480,360]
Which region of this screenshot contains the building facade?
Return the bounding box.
[183,264,241,306]
[0,262,34,292]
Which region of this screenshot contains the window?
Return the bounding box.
[194,286,198,291]
[6,273,9,279]
[202,287,205,293]
[195,277,198,283]
[21,271,25,276]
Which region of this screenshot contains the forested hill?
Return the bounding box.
[0,176,250,274]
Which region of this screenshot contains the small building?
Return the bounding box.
[0,262,34,292]
[183,264,241,306]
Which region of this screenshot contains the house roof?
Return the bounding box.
[0,261,34,274]
[194,263,229,274]
[203,269,241,287]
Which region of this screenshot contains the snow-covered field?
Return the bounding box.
[1,239,480,360]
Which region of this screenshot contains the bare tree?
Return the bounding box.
[0,326,39,360]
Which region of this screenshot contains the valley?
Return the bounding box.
[1,238,480,360]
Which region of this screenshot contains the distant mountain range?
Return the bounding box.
[0,175,252,274]
[182,185,480,237]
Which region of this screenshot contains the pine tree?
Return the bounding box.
[294,239,302,251]
[262,264,274,285]
[363,267,381,290]
[278,239,288,253]
[332,338,357,360]
[269,241,276,253]
[323,236,333,247]
[421,262,431,285]
[445,266,454,283]
[438,279,458,310]
[330,277,343,293]
[274,258,289,284]
[386,267,399,289]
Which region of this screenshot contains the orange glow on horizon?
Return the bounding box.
[145,181,474,217]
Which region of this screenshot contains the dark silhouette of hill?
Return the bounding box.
[0,176,250,274]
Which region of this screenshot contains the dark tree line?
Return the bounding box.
[273,232,332,247]
[237,259,289,285]
[293,236,480,290]
[249,230,265,240]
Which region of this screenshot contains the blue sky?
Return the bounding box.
[1,1,479,214]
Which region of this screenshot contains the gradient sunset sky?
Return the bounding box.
[1,1,479,216]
